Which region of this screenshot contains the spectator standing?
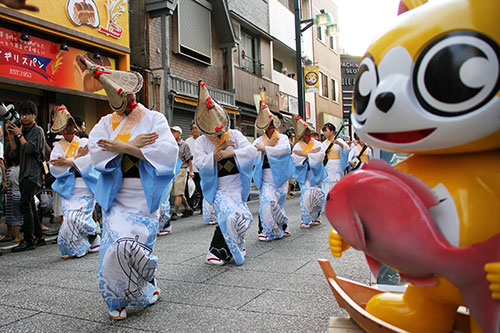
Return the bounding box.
[74,116,88,139]
[170,126,194,220]
[4,156,22,243]
[185,122,201,211]
[8,101,46,252]
[185,122,218,225]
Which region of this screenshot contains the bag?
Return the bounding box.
[187,177,196,198]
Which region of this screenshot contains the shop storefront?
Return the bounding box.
[0,1,130,132]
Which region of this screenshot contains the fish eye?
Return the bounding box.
[353,55,379,117]
[413,32,500,117]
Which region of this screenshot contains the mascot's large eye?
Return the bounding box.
[353,55,379,116]
[414,32,500,116]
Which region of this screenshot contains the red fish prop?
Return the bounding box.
[325,159,500,333]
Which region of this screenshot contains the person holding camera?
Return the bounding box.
[7,101,46,252]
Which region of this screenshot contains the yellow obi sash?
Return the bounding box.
[59,137,80,158]
[111,108,146,143]
[299,140,315,153]
[208,131,230,148]
[261,130,279,145]
[360,155,370,163]
[327,150,340,160]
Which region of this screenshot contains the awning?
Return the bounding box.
[173,94,239,115]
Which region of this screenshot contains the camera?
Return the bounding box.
[0,102,21,127]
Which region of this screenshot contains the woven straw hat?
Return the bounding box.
[78,56,143,113]
[293,115,313,138]
[255,101,281,130]
[195,81,229,137]
[51,105,80,133]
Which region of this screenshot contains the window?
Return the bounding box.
[317,26,327,44]
[174,0,212,64]
[241,30,256,74]
[329,35,338,53]
[273,58,283,73]
[320,72,329,98]
[331,78,339,102]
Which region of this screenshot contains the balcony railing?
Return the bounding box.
[169,75,235,107]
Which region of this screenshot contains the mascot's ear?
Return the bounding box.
[398,0,428,15]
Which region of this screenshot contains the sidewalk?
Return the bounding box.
[0,196,371,332]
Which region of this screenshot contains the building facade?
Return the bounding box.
[134,0,237,138]
[310,0,343,132]
[0,1,131,132]
[269,0,316,133]
[340,54,360,138]
[228,0,280,141]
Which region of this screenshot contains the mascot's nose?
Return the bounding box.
[375,92,395,113]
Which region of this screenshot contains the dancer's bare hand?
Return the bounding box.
[75,145,89,158]
[97,139,126,153]
[51,157,71,167]
[255,143,265,152]
[129,133,158,148]
[214,149,234,161]
[293,150,307,157]
[267,138,279,147]
[218,139,235,150]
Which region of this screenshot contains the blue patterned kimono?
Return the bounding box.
[88,104,178,312]
[292,139,328,226]
[50,137,99,258]
[253,132,294,240]
[194,129,256,265]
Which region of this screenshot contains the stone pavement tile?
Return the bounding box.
[206,267,335,294]
[156,280,265,310]
[239,289,345,319]
[2,248,100,272]
[0,284,107,322]
[155,250,207,265]
[0,304,39,327]
[0,281,35,299]
[156,262,230,283]
[0,312,145,333]
[114,301,331,332]
[7,268,99,293]
[232,256,312,274]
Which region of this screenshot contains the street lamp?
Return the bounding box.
[293,3,336,119]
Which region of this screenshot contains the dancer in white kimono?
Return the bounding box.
[194,81,256,266]
[321,122,348,196]
[253,101,294,241]
[291,116,327,229]
[49,105,100,259]
[80,56,178,320]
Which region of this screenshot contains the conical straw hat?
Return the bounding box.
[255,101,280,130]
[195,81,229,137]
[78,56,143,113]
[293,115,313,138]
[51,105,80,133]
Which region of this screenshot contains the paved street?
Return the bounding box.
[0,196,370,332]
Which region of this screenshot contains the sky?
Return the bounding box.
[332,0,402,56]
